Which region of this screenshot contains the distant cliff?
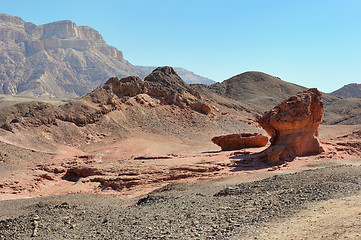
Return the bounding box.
[0,14,145,98]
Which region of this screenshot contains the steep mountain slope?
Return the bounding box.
[137,66,216,85]
[0,14,146,98]
[331,83,361,98]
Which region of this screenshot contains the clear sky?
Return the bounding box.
[2,0,361,92]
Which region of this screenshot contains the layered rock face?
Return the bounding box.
[212,133,268,151]
[257,88,324,163]
[0,14,144,98]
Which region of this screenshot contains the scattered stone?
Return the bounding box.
[53,166,66,174]
[32,215,41,237]
[211,133,268,151]
[137,195,167,205]
[170,165,220,172]
[62,166,105,181]
[39,173,54,181]
[0,123,13,132]
[0,165,360,239]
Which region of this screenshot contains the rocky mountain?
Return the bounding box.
[207,71,306,113]
[192,71,361,125]
[137,66,216,85]
[331,83,361,98]
[0,14,146,98]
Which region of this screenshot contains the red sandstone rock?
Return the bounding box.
[257,88,324,163]
[212,133,268,151]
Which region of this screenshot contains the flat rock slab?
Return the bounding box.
[212,133,268,151]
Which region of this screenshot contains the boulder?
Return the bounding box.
[212,133,268,151]
[257,88,324,163]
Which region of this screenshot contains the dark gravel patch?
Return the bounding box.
[1,165,360,240]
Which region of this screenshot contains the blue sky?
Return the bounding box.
[2,0,361,92]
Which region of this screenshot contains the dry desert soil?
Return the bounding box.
[0,71,361,239]
[0,123,360,239]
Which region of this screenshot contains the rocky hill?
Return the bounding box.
[0,67,257,151]
[192,71,361,124]
[207,71,306,113]
[0,14,146,98]
[331,83,361,98]
[137,66,216,85]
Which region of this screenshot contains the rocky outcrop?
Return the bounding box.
[258,88,324,163]
[0,14,144,98]
[212,133,268,151]
[88,66,212,115]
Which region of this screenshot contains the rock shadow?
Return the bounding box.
[228,149,297,172]
[201,150,222,154]
[228,151,271,172]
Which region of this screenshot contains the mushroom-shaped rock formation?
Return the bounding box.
[257,88,324,163]
[212,133,268,151]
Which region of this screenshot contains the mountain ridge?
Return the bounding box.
[331,83,361,98]
[137,66,216,85]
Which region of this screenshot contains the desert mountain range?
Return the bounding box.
[1,13,359,100]
[0,14,216,98]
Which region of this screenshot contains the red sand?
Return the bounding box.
[0,125,360,201]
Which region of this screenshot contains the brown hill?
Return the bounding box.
[207,71,306,113]
[0,14,146,98]
[331,83,361,98]
[199,71,361,124]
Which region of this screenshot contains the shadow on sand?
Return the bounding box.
[201,150,222,154]
[228,149,296,172]
[228,151,271,172]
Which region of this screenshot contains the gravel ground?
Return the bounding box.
[1,164,360,240]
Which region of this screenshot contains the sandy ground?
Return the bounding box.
[0,121,360,239]
[0,160,360,239]
[0,124,360,203]
[254,193,361,240]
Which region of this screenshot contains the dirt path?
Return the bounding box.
[255,193,361,240]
